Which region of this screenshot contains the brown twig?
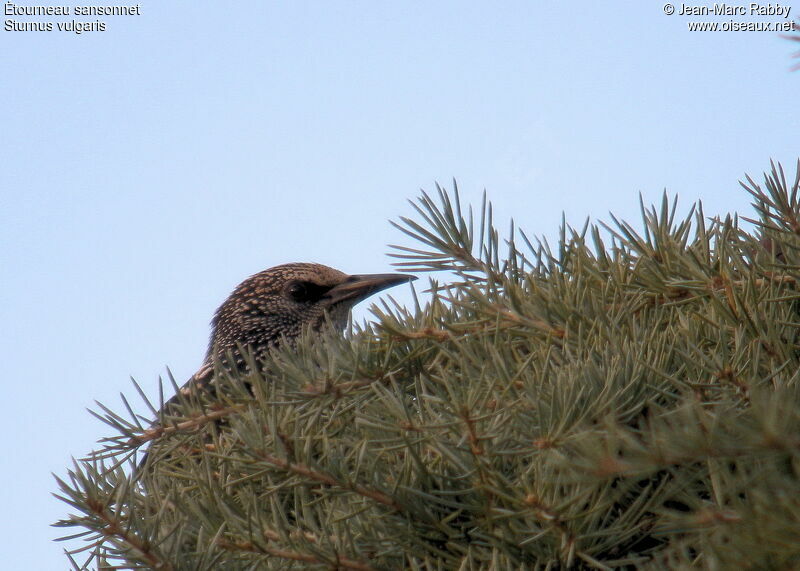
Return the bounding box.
[85,499,173,570]
[128,405,246,446]
[217,538,375,571]
[253,451,403,511]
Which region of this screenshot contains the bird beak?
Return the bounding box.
[326,273,416,305]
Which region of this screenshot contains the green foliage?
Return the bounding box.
[55,160,800,570]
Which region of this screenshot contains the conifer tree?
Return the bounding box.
[56,160,800,569]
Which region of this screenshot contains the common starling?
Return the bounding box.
[149,263,414,437]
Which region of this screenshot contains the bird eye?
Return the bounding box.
[287,281,310,302]
[285,281,334,303]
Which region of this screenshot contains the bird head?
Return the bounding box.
[206,263,414,366]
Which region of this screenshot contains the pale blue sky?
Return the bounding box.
[1,2,797,567]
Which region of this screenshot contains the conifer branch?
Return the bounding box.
[216,538,374,571]
[250,450,404,511]
[129,405,247,446]
[83,498,173,571]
